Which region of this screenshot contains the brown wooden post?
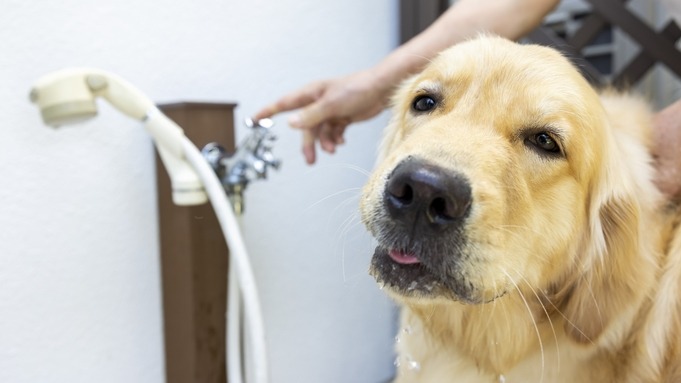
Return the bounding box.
[156,102,237,383]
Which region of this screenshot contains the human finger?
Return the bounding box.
[253,81,326,121]
[318,122,337,154]
[333,124,346,145]
[302,127,318,165]
[291,99,337,131]
[330,119,349,145]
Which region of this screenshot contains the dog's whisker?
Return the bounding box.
[494,225,556,266]
[295,185,365,283]
[481,278,502,333]
[303,162,372,178]
[508,266,561,374]
[493,224,542,239]
[584,276,605,332]
[329,201,360,240]
[325,193,363,251]
[337,214,359,282]
[302,187,362,215]
[337,215,369,283]
[502,268,546,383]
[536,289,596,347]
[332,208,362,259]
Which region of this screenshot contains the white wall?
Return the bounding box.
[0,1,397,383]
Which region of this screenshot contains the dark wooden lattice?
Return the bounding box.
[528,0,681,87]
[399,0,681,88]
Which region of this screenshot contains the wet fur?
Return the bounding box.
[360,37,681,382]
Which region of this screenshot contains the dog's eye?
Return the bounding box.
[412,95,437,112]
[526,132,562,155]
[535,133,559,152]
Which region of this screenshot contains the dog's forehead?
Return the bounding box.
[434,37,573,79]
[409,38,601,135]
[428,41,580,98]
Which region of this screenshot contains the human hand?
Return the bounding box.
[652,99,681,201]
[253,69,391,164]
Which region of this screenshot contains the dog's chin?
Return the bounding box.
[369,246,506,304]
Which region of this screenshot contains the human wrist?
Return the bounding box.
[368,53,423,99]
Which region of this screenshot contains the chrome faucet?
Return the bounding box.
[202,117,281,215]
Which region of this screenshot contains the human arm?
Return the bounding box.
[254,0,561,164]
[653,98,681,200]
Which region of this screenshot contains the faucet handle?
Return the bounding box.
[201,142,228,176]
[259,148,281,170]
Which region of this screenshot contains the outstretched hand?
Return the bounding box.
[652,99,681,201]
[253,69,392,164]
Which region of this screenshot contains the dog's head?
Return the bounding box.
[361,36,658,342]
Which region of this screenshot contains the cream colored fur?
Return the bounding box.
[360,36,681,382]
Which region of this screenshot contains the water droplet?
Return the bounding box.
[407,360,420,371]
[407,281,418,291]
[394,335,401,343]
[403,354,420,372]
[393,357,401,367]
[403,326,412,335]
[498,374,506,383]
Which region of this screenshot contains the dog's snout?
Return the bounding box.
[385,159,471,228]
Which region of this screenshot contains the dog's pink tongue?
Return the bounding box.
[389,249,421,265]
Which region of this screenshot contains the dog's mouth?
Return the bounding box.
[388,249,421,265]
[370,245,482,303]
[371,245,508,304]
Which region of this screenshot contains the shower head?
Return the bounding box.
[29,73,97,127]
[29,68,207,206]
[29,68,155,127]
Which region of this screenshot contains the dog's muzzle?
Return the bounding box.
[384,157,472,234]
[368,157,478,301]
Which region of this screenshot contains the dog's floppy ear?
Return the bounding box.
[563,196,641,343]
[562,129,657,344]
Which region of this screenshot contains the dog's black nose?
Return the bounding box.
[385,158,471,229]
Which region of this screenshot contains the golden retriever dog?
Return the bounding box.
[360,36,681,382]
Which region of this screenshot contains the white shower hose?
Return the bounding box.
[28,67,268,383]
[181,136,268,383]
